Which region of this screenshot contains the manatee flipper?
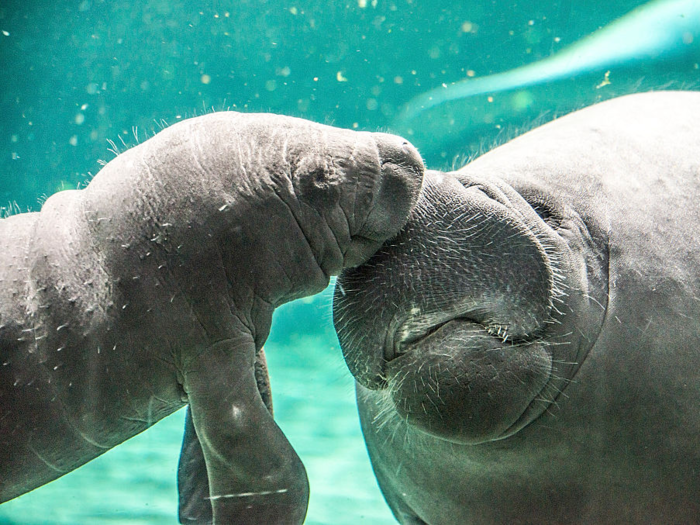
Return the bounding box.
[183,338,307,524]
[178,349,275,524]
[178,407,211,524]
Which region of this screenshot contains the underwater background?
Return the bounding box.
[0,0,698,523]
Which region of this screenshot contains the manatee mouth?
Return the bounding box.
[375,305,554,445]
[342,234,385,268]
[385,308,541,365]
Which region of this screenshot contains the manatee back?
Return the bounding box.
[0,213,37,330]
[460,91,700,245]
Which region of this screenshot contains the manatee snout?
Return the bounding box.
[342,134,424,268]
[373,134,425,235]
[334,170,565,444]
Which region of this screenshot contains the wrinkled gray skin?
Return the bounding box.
[334,91,700,524]
[0,112,424,524]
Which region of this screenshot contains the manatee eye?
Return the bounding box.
[519,189,563,230]
[294,160,339,205]
[294,158,332,188]
[309,167,328,186]
[302,166,334,192]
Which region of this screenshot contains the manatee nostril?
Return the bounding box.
[374,134,424,176]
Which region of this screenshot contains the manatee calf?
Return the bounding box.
[0,112,424,524]
[334,91,700,523]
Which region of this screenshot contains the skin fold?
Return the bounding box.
[334,91,700,524]
[0,112,424,524]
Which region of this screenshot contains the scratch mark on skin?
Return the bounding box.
[206,489,289,500]
[120,415,153,425]
[27,442,68,474]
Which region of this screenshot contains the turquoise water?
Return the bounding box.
[1,0,698,523]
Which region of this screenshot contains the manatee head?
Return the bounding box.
[88,112,424,312]
[281,124,426,270]
[333,169,607,444]
[197,113,424,269]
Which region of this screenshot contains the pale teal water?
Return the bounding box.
[1,0,698,523]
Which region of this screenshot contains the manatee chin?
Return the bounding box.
[385,320,553,444]
[334,169,603,445]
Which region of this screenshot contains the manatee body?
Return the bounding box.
[334,91,700,524]
[0,112,424,524]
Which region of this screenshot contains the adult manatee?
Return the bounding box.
[0,112,424,524]
[334,91,700,524]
